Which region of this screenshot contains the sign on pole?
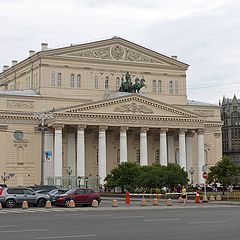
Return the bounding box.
[202,171,208,179]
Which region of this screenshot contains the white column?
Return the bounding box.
[120,126,128,163]
[98,126,108,185]
[179,129,187,170]
[140,127,148,166]
[167,134,174,163]
[54,125,63,177]
[186,131,194,183]
[44,130,54,184]
[160,128,168,166]
[77,125,86,177]
[197,129,205,185]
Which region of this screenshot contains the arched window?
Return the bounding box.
[77,74,81,88]
[231,111,240,126]
[175,81,179,94]
[157,80,162,93]
[70,74,75,87]
[105,76,109,90]
[222,112,228,125]
[51,72,55,86]
[136,149,140,164]
[116,149,120,164]
[169,81,173,94]
[94,76,99,89]
[116,77,120,90]
[155,149,159,163]
[57,73,62,87]
[152,80,156,93]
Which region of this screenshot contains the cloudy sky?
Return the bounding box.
[1,0,239,104]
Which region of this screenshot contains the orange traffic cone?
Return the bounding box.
[195,192,200,203]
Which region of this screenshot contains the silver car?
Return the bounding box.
[0,187,49,208]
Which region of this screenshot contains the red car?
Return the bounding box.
[53,188,101,207]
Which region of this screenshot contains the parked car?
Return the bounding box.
[0,183,7,188]
[47,189,68,202]
[53,188,101,207]
[0,187,49,208]
[28,185,58,192]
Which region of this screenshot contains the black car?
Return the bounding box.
[47,189,68,202]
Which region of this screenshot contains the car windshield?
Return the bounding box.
[65,189,76,194]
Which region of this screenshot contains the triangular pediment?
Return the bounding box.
[41,37,188,69]
[57,94,199,119]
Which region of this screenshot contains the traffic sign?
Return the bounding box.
[202,171,208,179]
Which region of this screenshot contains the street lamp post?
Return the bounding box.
[34,111,53,186]
[189,167,195,185]
[78,176,81,188]
[66,166,72,187]
[85,176,88,188]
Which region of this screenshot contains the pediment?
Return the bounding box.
[57,94,199,119]
[42,37,188,69]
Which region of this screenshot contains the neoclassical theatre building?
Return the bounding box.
[0,37,222,187]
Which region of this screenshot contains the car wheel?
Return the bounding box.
[64,199,71,207]
[37,198,46,207]
[6,199,16,208]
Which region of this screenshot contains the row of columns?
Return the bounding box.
[52,125,205,185]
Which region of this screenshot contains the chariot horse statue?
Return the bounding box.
[119,72,145,93]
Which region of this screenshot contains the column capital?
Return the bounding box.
[186,130,195,137]
[197,128,205,134]
[77,124,87,131]
[179,128,187,134]
[99,125,108,132]
[52,124,64,130]
[140,127,149,133]
[160,128,168,133]
[120,126,129,132]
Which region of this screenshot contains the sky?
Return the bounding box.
[1,0,239,104]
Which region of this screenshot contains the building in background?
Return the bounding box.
[221,95,240,164]
[0,37,222,187]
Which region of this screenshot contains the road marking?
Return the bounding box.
[108,216,144,219]
[0,225,18,228]
[34,234,97,239]
[188,221,229,225]
[144,218,182,222]
[0,228,50,233]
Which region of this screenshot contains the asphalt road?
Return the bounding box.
[0,203,239,240]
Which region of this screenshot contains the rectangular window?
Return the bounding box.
[51,72,55,86]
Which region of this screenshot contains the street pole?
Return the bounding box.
[40,117,45,186]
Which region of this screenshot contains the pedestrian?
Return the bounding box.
[181,186,187,206]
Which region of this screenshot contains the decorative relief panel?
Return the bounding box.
[67,44,163,64]
[114,103,154,114]
[7,100,34,109]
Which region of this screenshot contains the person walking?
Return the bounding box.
[181,186,187,206]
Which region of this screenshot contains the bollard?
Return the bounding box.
[68,200,75,208]
[216,195,222,201]
[112,199,118,207]
[141,198,147,206]
[195,192,200,203]
[125,191,130,205]
[209,195,215,201]
[91,199,99,207]
[45,200,52,208]
[166,198,172,206]
[0,202,2,210]
[202,195,209,203]
[152,198,159,206]
[22,200,28,209]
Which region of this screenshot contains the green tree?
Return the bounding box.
[207,156,240,192]
[105,162,141,193]
[163,163,188,190]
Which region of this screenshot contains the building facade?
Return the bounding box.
[0,37,222,187]
[221,95,240,164]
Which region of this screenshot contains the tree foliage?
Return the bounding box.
[105,162,188,192]
[207,156,240,188]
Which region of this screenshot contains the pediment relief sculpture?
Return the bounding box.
[114,103,154,114]
[66,44,164,64]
